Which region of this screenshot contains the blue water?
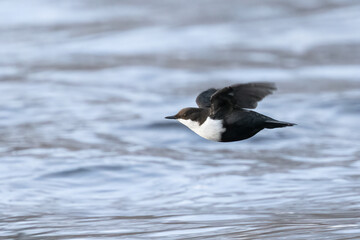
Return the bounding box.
[1,0,360,239]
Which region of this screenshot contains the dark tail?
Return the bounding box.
[264,120,296,129]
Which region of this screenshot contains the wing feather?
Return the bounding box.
[195,88,217,108]
[230,82,277,109]
[196,82,276,109]
[195,82,276,118]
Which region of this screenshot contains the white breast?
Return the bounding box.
[178,117,225,141]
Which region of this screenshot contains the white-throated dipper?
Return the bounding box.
[165,82,295,142]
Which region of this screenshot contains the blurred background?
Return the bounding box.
[1,0,360,239]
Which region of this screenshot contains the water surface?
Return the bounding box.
[1,0,360,239]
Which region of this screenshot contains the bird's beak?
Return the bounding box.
[165,115,177,119]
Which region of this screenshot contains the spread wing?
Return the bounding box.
[225,82,277,109]
[196,82,277,118]
[196,88,217,108]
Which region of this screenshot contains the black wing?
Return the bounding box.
[226,82,277,109]
[195,88,217,108]
[196,82,277,118]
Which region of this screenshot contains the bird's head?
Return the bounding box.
[165,107,201,121]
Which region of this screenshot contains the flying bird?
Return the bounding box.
[165,82,295,142]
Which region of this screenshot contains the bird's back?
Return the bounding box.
[220,109,270,142]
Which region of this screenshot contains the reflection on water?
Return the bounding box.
[1,0,360,239]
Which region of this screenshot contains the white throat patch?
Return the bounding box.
[178,117,225,141]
